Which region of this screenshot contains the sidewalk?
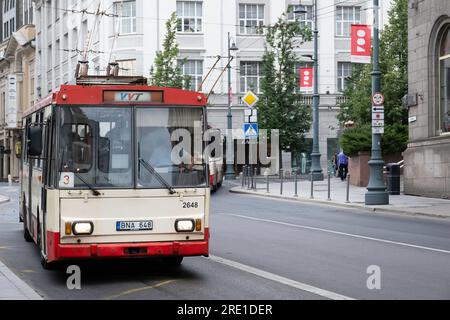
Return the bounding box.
[231,176,450,219]
[0,261,42,300]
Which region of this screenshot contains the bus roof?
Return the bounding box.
[25,84,207,118]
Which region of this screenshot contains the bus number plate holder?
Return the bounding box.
[116,221,153,232]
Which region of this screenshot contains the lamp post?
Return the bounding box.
[296,0,323,181]
[365,0,389,205]
[225,32,239,180]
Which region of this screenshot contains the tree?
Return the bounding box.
[149,12,190,89]
[338,0,408,155]
[256,15,312,156]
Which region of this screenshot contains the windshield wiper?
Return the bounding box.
[139,158,177,195]
[74,171,101,196]
[59,148,101,196]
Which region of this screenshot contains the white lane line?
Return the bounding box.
[218,213,450,255]
[209,255,354,300]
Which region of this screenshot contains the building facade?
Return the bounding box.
[404,0,450,199]
[33,0,392,170]
[0,0,35,181]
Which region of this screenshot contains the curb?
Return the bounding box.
[230,188,450,220]
[0,261,43,300]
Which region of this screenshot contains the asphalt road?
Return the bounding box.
[0,182,449,300]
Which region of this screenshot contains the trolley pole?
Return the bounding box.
[365,0,389,205]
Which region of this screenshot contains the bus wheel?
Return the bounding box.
[23,205,33,243]
[162,256,184,267]
[23,218,34,242]
[24,227,33,242]
[40,253,57,270]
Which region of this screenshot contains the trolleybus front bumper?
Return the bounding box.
[46,229,209,262]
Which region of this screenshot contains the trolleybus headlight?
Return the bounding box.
[72,222,94,236]
[175,219,195,232]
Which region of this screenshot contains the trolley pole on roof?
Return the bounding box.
[225,32,239,180]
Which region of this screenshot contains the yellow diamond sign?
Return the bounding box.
[242,91,259,108]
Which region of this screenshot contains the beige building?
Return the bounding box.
[0,24,35,181]
[405,0,450,199]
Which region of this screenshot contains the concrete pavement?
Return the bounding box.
[231,176,450,219]
[0,185,41,300]
[0,260,42,300]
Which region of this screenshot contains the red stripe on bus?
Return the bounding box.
[46,229,209,262]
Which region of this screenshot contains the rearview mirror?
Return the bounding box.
[27,125,43,157]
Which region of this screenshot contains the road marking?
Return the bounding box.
[21,270,36,274]
[104,280,176,300]
[209,255,354,300]
[219,213,450,255]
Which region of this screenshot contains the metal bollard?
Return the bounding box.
[253,168,258,190]
[294,172,298,197]
[328,172,331,201]
[346,174,351,203]
[310,172,314,199]
[266,174,270,193]
[247,166,251,190]
[280,169,284,195]
[242,166,246,188]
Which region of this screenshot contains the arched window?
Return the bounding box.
[438,25,450,135]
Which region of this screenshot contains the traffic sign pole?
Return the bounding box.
[365,0,389,206]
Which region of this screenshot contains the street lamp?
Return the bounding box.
[365,0,389,205]
[225,32,239,180]
[298,0,323,181]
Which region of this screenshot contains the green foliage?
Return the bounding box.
[149,12,191,89]
[340,125,372,157]
[340,124,408,157]
[256,15,313,153]
[381,123,408,156]
[338,0,408,128]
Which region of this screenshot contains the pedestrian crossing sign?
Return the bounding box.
[244,123,259,139]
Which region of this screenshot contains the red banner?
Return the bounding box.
[351,24,371,64]
[300,68,313,90]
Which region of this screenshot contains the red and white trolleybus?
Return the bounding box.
[20,75,210,269]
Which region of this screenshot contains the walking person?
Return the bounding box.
[337,151,349,182]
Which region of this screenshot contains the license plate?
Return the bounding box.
[116,221,153,232]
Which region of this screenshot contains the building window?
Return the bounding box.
[176,1,202,33]
[287,5,313,30]
[438,25,450,135]
[336,6,361,37]
[179,60,203,91]
[117,59,136,76]
[239,4,264,35]
[114,0,137,34]
[240,61,262,93]
[337,62,352,92]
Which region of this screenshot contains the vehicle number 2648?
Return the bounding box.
[182,202,199,209]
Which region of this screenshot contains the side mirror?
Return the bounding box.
[27,125,43,157]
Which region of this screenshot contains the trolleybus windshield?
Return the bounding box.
[57,106,207,189]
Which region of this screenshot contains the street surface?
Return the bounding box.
[0,183,449,300]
